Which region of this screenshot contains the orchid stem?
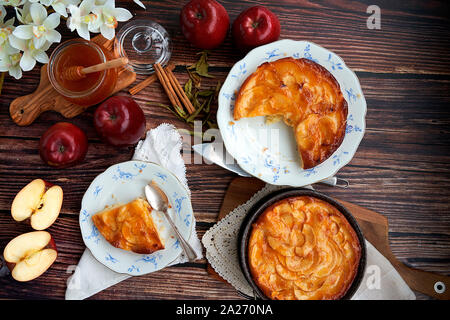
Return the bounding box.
[0,72,5,96]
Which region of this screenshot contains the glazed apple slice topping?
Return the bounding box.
[11,179,63,230]
[3,231,57,282]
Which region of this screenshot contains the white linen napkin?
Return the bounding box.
[202,183,416,300]
[352,241,415,300]
[66,123,203,300]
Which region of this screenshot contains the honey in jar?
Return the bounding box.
[48,39,118,106]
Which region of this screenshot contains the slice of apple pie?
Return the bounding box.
[92,198,164,254]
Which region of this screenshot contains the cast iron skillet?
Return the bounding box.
[238,188,367,300]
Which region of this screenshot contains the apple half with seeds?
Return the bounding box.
[11,179,63,230]
[3,231,57,282]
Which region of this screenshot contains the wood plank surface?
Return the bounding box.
[0,0,449,300]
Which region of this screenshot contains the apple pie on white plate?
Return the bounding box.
[233,57,348,169]
[92,198,164,254]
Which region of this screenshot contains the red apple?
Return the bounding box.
[232,6,281,51]
[11,179,63,230]
[93,95,146,147]
[180,0,229,49]
[39,122,88,168]
[3,231,57,282]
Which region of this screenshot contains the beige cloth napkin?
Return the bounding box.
[66,124,203,300]
[353,240,415,299]
[202,183,416,300]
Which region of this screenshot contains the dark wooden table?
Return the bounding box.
[1,0,449,300]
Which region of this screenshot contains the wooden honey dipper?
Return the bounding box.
[63,57,129,81]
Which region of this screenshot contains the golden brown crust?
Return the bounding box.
[92,198,164,254]
[248,196,361,300]
[233,57,348,169]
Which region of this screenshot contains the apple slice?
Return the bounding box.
[11,179,63,230]
[3,231,57,282]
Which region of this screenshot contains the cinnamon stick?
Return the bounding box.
[154,63,183,111]
[129,63,175,95]
[166,69,195,114]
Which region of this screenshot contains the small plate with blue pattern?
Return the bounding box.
[79,160,193,275]
[217,39,366,187]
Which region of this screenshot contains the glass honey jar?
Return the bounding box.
[48,38,118,106]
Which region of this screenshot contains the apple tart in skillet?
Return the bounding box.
[247,195,362,300]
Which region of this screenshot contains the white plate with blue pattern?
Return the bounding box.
[79,160,193,275]
[217,39,366,187]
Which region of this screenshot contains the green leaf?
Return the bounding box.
[197,89,214,97]
[186,98,208,122]
[148,102,187,121]
[203,94,214,113]
[184,78,193,99]
[187,68,201,88]
[190,51,214,78]
[174,104,188,119]
[202,110,213,125]
[207,121,218,129]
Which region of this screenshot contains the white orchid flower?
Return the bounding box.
[1,5,15,46]
[12,2,61,49]
[0,4,6,22]
[53,0,81,17]
[0,23,14,46]
[0,36,18,61]
[0,49,21,79]
[15,1,34,25]
[48,0,81,18]
[26,0,53,5]
[93,0,145,9]
[9,33,49,72]
[0,0,26,8]
[91,0,132,40]
[18,0,77,20]
[67,0,101,40]
[133,0,145,9]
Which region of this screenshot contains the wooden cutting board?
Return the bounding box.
[207,177,450,300]
[9,35,136,126]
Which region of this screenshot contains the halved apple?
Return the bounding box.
[3,231,57,282]
[11,179,63,230]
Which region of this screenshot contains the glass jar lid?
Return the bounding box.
[115,19,172,75]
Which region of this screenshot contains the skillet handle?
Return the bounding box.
[236,290,260,300]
